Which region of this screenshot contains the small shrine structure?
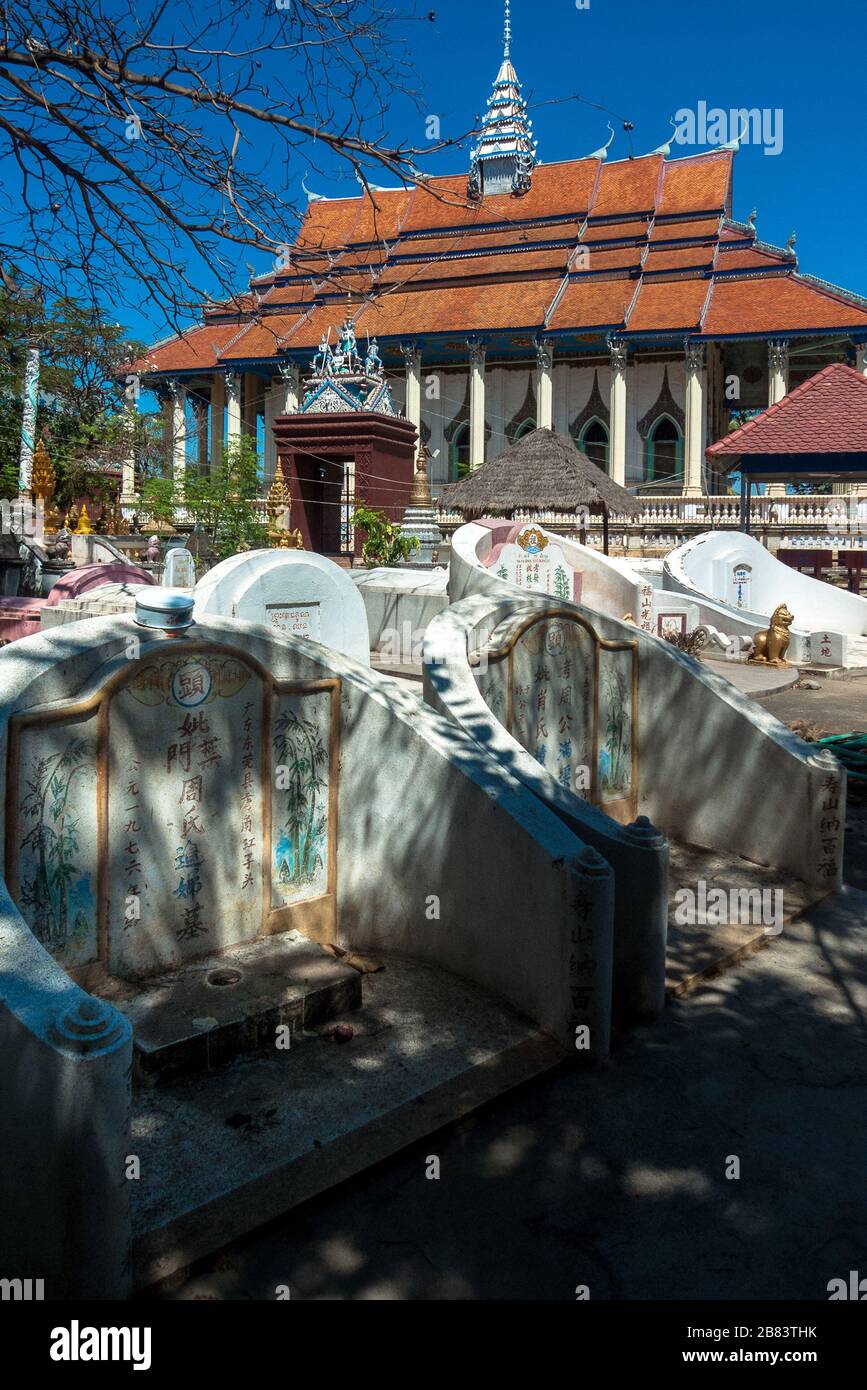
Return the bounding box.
[272,313,417,559]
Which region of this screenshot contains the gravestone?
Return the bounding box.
[474,613,637,818]
[9,645,339,980]
[162,546,196,590]
[810,630,847,667]
[194,549,370,664]
[491,526,583,603]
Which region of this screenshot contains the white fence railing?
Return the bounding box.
[435,494,867,550]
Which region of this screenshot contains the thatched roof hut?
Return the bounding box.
[438,428,639,553]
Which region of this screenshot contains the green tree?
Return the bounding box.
[141,436,268,562]
[0,281,151,505]
[351,506,418,567]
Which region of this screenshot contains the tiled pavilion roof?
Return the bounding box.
[139,148,867,376]
[707,363,867,468]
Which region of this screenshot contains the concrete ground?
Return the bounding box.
[757,669,867,736]
[150,890,867,1302]
[146,672,866,1304]
[757,672,867,893]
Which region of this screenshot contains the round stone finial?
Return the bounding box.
[51,996,126,1054]
[577,846,609,877]
[626,815,666,848]
[134,586,195,633]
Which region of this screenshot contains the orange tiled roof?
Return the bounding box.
[590,155,663,216]
[715,245,789,271]
[649,216,721,243]
[377,248,569,285]
[627,278,710,332]
[142,148,867,371]
[645,245,716,271]
[547,279,634,333]
[701,276,867,336]
[576,246,644,272]
[657,151,733,215]
[219,315,308,361]
[136,322,240,373]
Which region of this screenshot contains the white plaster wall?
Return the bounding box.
[667,532,867,637]
[450,522,846,889]
[351,567,448,655]
[426,368,468,490]
[629,359,687,488]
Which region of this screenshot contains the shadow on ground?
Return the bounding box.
[147,889,867,1302]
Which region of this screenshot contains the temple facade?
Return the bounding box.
[135,3,867,504]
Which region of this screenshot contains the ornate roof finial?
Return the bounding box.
[468,0,538,200]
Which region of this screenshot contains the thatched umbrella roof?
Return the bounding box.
[438,428,640,517]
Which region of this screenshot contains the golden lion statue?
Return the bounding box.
[748,603,794,665]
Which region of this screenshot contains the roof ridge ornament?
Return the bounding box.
[468,0,538,200]
[652,117,678,157]
[587,123,616,161]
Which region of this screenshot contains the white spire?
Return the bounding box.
[468,1,538,199]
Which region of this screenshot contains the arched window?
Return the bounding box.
[450,421,471,480]
[580,418,609,473]
[646,415,683,485]
[511,418,536,443]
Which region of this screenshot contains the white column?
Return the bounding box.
[210,371,225,469]
[264,365,299,489]
[169,380,187,490]
[468,341,486,470]
[855,344,867,377]
[263,386,277,490]
[193,397,209,469]
[121,397,137,502]
[767,340,789,496]
[768,339,789,406]
[683,341,706,497]
[225,371,242,449]
[275,362,300,415]
[608,338,628,488]
[17,343,39,495]
[401,344,422,433]
[535,340,554,430]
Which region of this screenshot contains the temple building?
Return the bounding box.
[135,1,867,507]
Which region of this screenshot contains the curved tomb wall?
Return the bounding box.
[448,523,845,893]
[424,593,669,1024]
[0,613,617,1293]
[194,548,371,664]
[664,531,867,639]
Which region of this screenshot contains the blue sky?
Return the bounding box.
[404,0,864,291]
[199,0,867,339]
[7,0,862,345]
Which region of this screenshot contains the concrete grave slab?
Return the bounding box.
[194,549,370,664]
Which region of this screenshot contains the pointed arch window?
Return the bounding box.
[646,415,683,485]
[450,421,471,480]
[579,418,609,473]
[511,418,536,443]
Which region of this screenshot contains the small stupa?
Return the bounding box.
[400,439,443,565]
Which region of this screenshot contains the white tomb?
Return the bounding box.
[162,545,196,590]
[194,549,371,664]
